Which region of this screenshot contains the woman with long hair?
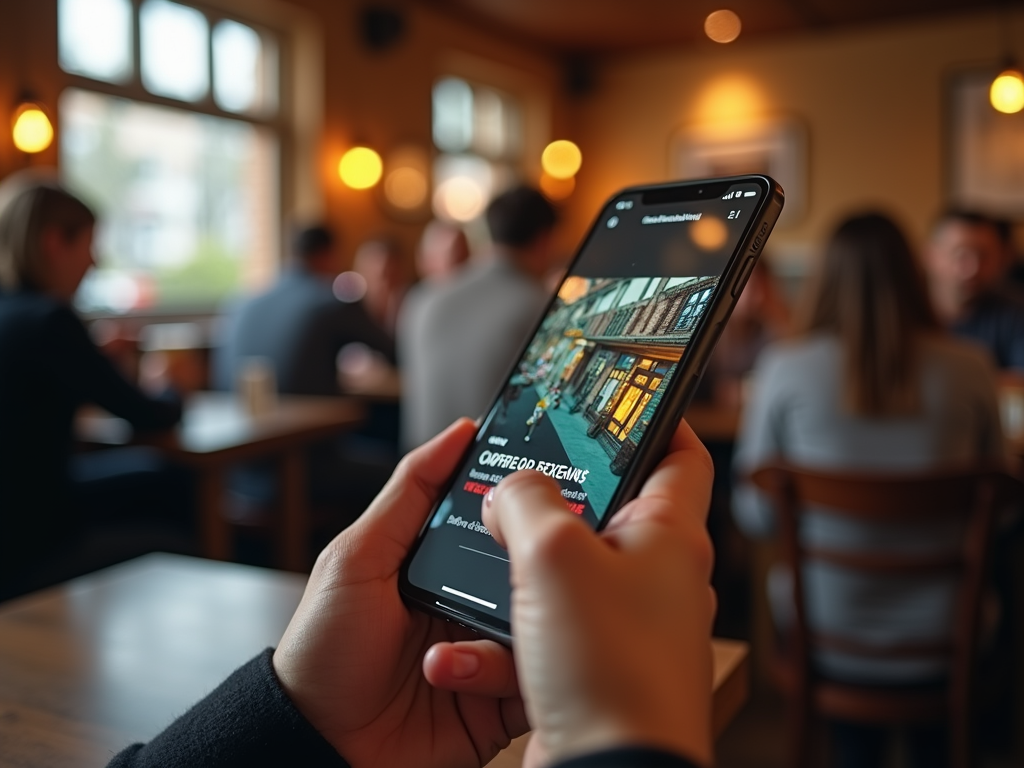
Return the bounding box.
[0,173,185,600]
[733,212,1006,767]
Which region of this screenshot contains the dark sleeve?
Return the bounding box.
[47,307,181,430]
[551,748,700,768]
[106,649,348,768]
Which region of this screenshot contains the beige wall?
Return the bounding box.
[565,10,1012,271]
[284,0,566,269]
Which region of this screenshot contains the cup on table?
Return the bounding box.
[998,373,1024,441]
[239,357,277,416]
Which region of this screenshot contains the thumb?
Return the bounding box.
[482,470,593,584]
[357,418,478,553]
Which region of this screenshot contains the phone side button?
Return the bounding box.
[731,256,757,298]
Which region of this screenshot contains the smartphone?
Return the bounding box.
[399,175,784,644]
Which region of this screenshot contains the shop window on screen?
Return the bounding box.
[57,0,281,313]
[431,77,523,224]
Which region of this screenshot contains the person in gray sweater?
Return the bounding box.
[398,186,557,451]
[732,213,1006,767]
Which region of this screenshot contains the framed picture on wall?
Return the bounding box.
[671,117,807,228]
[948,69,1024,218]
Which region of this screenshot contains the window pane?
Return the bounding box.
[433,78,473,153]
[213,20,265,114]
[58,0,133,83]
[140,0,209,102]
[60,89,279,312]
[473,88,505,158]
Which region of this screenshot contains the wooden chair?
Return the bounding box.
[750,465,1023,768]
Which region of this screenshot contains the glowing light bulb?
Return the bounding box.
[12,104,54,153]
[338,146,383,189]
[991,69,1024,114]
[541,140,582,180]
[689,216,728,251]
[704,10,742,44]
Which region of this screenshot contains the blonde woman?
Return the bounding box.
[0,174,185,600]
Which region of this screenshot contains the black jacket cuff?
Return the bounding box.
[107,648,346,768]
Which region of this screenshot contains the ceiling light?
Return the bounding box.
[12,102,54,153]
[338,146,383,189]
[705,10,742,44]
[991,68,1024,114]
[541,140,582,180]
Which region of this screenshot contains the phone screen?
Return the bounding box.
[404,178,773,628]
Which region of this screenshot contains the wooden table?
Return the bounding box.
[0,554,749,768]
[77,393,365,571]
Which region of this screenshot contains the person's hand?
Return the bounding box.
[273,419,528,768]
[479,419,716,767]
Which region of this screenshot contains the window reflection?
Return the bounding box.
[140,0,210,103]
[61,89,279,312]
[58,0,133,83]
[213,20,266,114]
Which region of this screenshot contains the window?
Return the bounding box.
[673,287,714,333]
[58,0,280,312]
[431,76,523,223]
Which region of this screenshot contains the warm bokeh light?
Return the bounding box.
[558,276,591,304]
[693,75,765,139]
[539,172,576,201]
[385,166,428,209]
[990,69,1024,114]
[12,104,54,153]
[689,216,728,251]
[338,146,383,189]
[433,176,486,222]
[541,140,582,180]
[705,10,742,44]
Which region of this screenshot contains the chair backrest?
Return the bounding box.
[750,465,1022,723]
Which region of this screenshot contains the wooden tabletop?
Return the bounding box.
[0,554,749,768]
[77,392,366,466]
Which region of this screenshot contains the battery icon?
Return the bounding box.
[743,190,757,197]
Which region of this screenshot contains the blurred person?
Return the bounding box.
[213,225,397,519]
[352,235,409,337]
[214,225,394,395]
[415,219,469,282]
[924,209,1024,370]
[0,175,188,601]
[398,186,557,451]
[733,213,1006,768]
[106,418,716,768]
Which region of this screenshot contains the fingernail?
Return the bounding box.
[483,487,495,508]
[451,650,480,679]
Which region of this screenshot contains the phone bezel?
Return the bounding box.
[398,174,785,645]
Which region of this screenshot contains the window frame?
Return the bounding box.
[54,0,306,319]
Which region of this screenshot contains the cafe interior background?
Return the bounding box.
[3,0,1024,766]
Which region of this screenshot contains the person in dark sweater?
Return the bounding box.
[213,225,395,396]
[213,225,398,516]
[107,418,715,768]
[924,209,1024,370]
[0,175,185,600]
